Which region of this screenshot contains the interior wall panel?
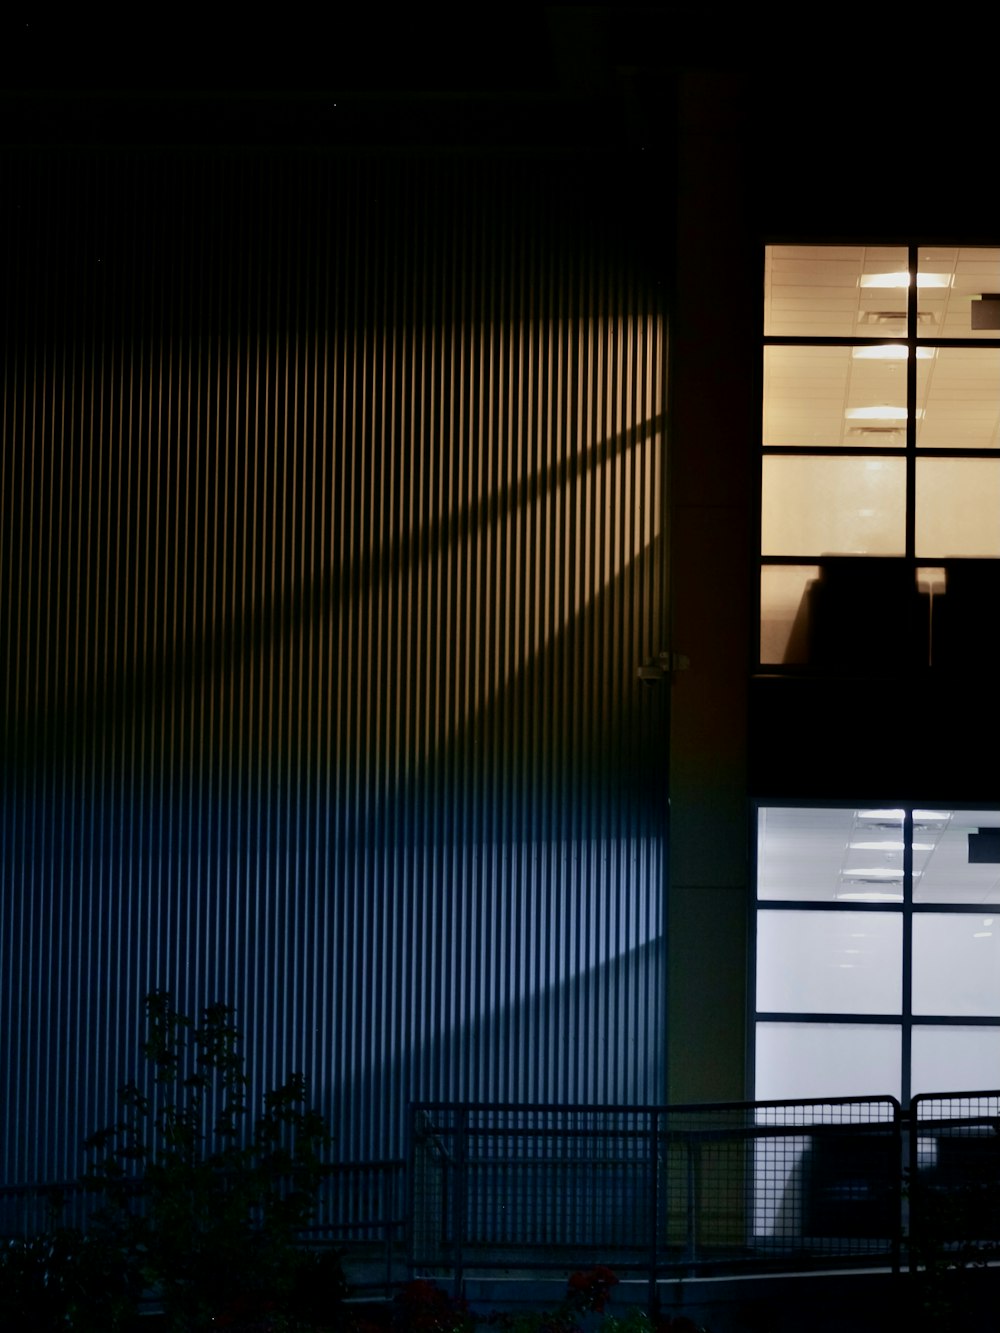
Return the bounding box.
[1,149,668,1182]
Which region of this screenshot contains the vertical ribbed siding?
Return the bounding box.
[1,149,667,1181]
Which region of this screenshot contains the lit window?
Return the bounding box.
[754,804,1000,1104]
[760,246,1000,668]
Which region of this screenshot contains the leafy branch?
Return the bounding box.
[80,990,344,1331]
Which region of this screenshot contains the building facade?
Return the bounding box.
[2,31,998,1201]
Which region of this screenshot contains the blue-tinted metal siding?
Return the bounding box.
[1,150,667,1180]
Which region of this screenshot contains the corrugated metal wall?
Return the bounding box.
[1,148,668,1181]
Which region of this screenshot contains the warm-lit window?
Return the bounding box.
[754,804,1000,1104]
[760,245,1000,668]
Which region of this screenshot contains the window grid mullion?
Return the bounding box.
[905,245,918,564]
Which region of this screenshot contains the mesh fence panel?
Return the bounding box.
[410,1099,902,1277]
[911,1089,1000,1261]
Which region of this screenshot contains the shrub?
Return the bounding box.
[81,990,346,1331]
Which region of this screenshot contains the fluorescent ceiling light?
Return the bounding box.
[851,345,937,360]
[842,867,906,879]
[857,809,904,820]
[845,406,909,420]
[860,273,909,288]
[849,841,935,852]
[852,345,906,360]
[914,809,951,821]
[859,272,953,288]
[837,891,903,902]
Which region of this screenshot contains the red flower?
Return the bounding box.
[566,1266,619,1313]
[403,1279,439,1304]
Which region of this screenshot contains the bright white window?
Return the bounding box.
[756,910,902,1015]
[754,805,1000,1105]
[755,1021,902,1102]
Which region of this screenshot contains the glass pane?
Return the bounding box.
[757,911,902,1015]
[760,565,819,664]
[762,456,906,556]
[911,1025,1000,1096]
[918,348,1000,449]
[764,345,911,448]
[755,1022,901,1101]
[764,245,908,338]
[915,458,1000,557]
[914,810,1000,904]
[918,247,1000,340]
[913,914,1000,1016]
[757,806,904,903]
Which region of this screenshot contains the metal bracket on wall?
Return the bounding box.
[637,651,689,683]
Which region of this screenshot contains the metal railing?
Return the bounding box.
[302,1159,406,1291]
[7,1092,1000,1297]
[0,1159,406,1292]
[409,1098,906,1286]
[909,1090,1000,1267]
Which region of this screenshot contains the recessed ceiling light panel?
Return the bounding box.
[859,272,953,289]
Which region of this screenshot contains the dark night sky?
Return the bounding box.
[1,9,684,152]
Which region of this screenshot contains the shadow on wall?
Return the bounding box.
[2,152,667,1184]
[3,509,669,1178]
[332,931,667,1144]
[2,488,668,1180]
[3,404,666,800]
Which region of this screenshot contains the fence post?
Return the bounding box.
[907,1097,920,1277]
[648,1108,660,1317]
[454,1106,468,1302]
[685,1132,697,1272]
[892,1102,903,1278]
[405,1106,415,1281]
[384,1163,394,1294]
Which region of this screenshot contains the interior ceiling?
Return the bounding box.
[764,246,1000,450]
[758,806,1000,905]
